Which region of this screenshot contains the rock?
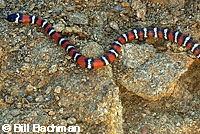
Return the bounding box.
[57,72,123,132]
[16,103,22,109]
[45,86,52,94]
[5,95,14,104]
[55,7,63,16]
[81,42,104,58]
[53,23,65,32]
[26,96,33,101]
[35,95,44,102]
[48,111,56,116]
[0,102,7,110]
[119,43,194,101]
[121,2,130,7]
[109,21,119,30]
[26,84,36,93]
[62,26,88,38]
[60,119,68,126]
[49,64,58,73]
[147,0,186,8]
[122,43,155,69]
[29,3,35,11]
[67,117,77,124]
[113,3,122,11]
[54,86,62,94]
[68,12,88,25]
[0,0,6,8]
[10,109,21,117]
[136,7,146,21]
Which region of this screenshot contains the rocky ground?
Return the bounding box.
[0,0,200,133]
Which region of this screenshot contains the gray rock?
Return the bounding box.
[10,109,21,117]
[68,12,88,25]
[109,21,119,30]
[119,43,193,101]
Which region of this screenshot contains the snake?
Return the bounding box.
[2,13,200,69]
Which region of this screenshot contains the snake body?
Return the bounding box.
[5,13,200,69]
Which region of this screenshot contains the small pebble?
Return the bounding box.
[114,3,122,11]
[5,96,14,104]
[10,109,21,117]
[26,96,33,101]
[176,122,181,126]
[142,126,148,134]
[27,29,32,36]
[45,86,52,94]
[109,21,119,30]
[48,111,56,116]
[55,7,63,16]
[49,64,58,73]
[0,98,4,103]
[67,117,77,124]
[121,2,130,7]
[59,108,64,114]
[17,103,22,109]
[29,3,35,11]
[53,23,65,32]
[55,96,60,101]
[26,84,36,93]
[60,119,68,126]
[54,86,62,94]
[35,95,43,102]
[136,8,146,20]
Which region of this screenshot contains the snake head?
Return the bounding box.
[6,13,20,22]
